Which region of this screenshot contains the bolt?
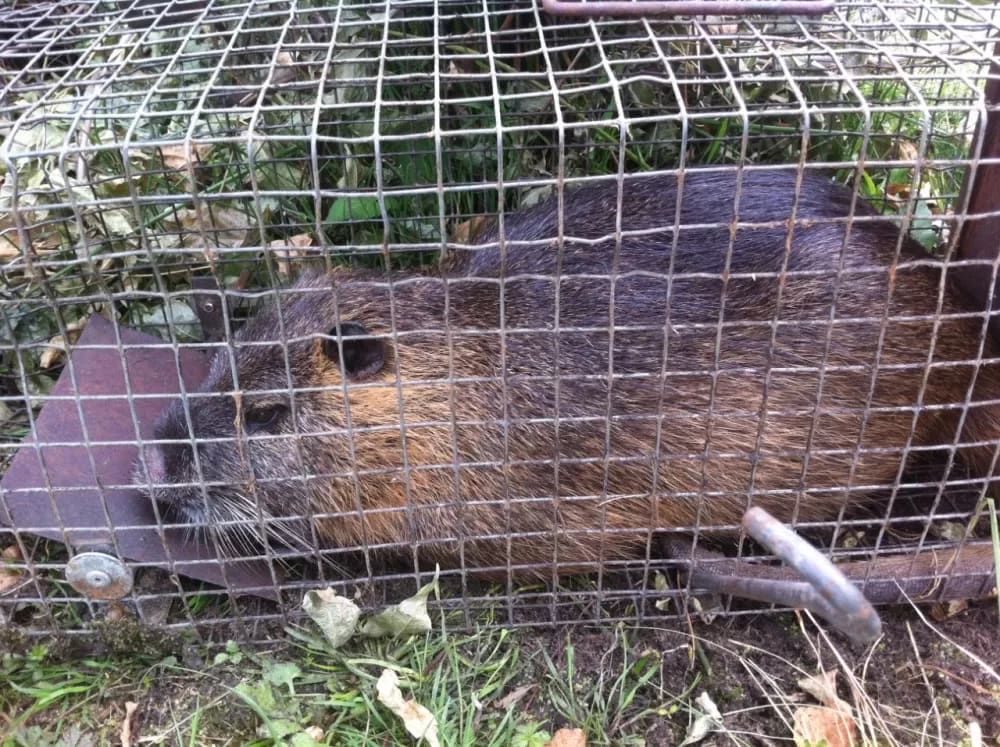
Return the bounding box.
[87,570,111,588]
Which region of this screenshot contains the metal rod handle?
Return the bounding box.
[741,507,882,642]
[541,0,835,18]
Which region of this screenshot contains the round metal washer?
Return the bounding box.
[65,552,134,600]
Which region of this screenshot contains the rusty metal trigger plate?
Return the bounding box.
[0,314,279,600]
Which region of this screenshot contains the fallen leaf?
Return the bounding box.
[680,691,723,745]
[303,726,324,741]
[931,521,966,543]
[375,669,441,747]
[289,727,325,747]
[268,234,314,276]
[896,139,920,162]
[0,562,23,595]
[160,142,213,171]
[930,598,969,621]
[794,670,856,747]
[793,705,856,747]
[39,334,68,369]
[969,721,983,747]
[136,299,201,342]
[39,319,86,369]
[302,588,361,649]
[264,660,302,695]
[496,683,536,711]
[450,215,489,243]
[544,727,587,747]
[797,670,847,710]
[169,204,252,259]
[359,566,439,638]
[105,602,130,622]
[120,701,138,747]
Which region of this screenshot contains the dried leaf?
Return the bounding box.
[930,598,969,621]
[40,334,67,370]
[136,299,201,341]
[268,234,314,276]
[519,184,555,209]
[896,139,920,162]
[0,568,22,594]
[680,691,723,745]
[496,683,536,711]
[544,728,587,747]
[39,319,86,369]
[794,670,857,747]
[376,669,441,747]
[793,706,856,747]
[290,727,325,747]
[160,142,213,171]
[0,545,24,595]
[797,670,848,711]
[105,602,130,622]
[359,566,438,638]
[120,701,138,747]
[302,588,361,649]
[450,215,489,243]
[170,204,252,257]
[932,521,966,543]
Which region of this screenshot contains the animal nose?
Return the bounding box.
[138,443,167,485]
[138,431,194,486]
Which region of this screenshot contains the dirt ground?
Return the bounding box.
[526,601,1000,744]
[5,593,997,745]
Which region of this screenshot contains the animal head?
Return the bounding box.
[135,272,397,555]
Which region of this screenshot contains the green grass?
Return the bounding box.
[2,606,996,746]
[0,619,683,745]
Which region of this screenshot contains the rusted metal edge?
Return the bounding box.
[541,0,835,18]
[672,530,996,637]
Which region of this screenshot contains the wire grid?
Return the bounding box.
[1,0,1000,641]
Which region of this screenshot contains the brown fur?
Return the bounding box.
[139,170,1000,578]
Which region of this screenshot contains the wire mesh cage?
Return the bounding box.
[1,0,999,642]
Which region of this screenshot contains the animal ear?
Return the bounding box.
[322,321,385,380]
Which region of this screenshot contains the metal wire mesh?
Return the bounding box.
[1,0,999,641]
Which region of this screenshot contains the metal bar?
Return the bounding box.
[683,539,997,602]
[742,507,881,642]
[540,0,834,18]
[955,40,1000,343]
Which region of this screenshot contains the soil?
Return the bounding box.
[6,598,996,745]
[559,601,1000,744]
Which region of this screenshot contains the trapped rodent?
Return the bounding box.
[137,169,1000,577]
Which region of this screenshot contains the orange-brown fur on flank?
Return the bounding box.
[140,170,1000,578]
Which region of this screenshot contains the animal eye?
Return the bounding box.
[244,404,287,432]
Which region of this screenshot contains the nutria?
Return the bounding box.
[137,169,1000,578]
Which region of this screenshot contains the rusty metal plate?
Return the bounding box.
[0,314,279,600]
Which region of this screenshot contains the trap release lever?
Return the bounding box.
[673,507,883,643]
